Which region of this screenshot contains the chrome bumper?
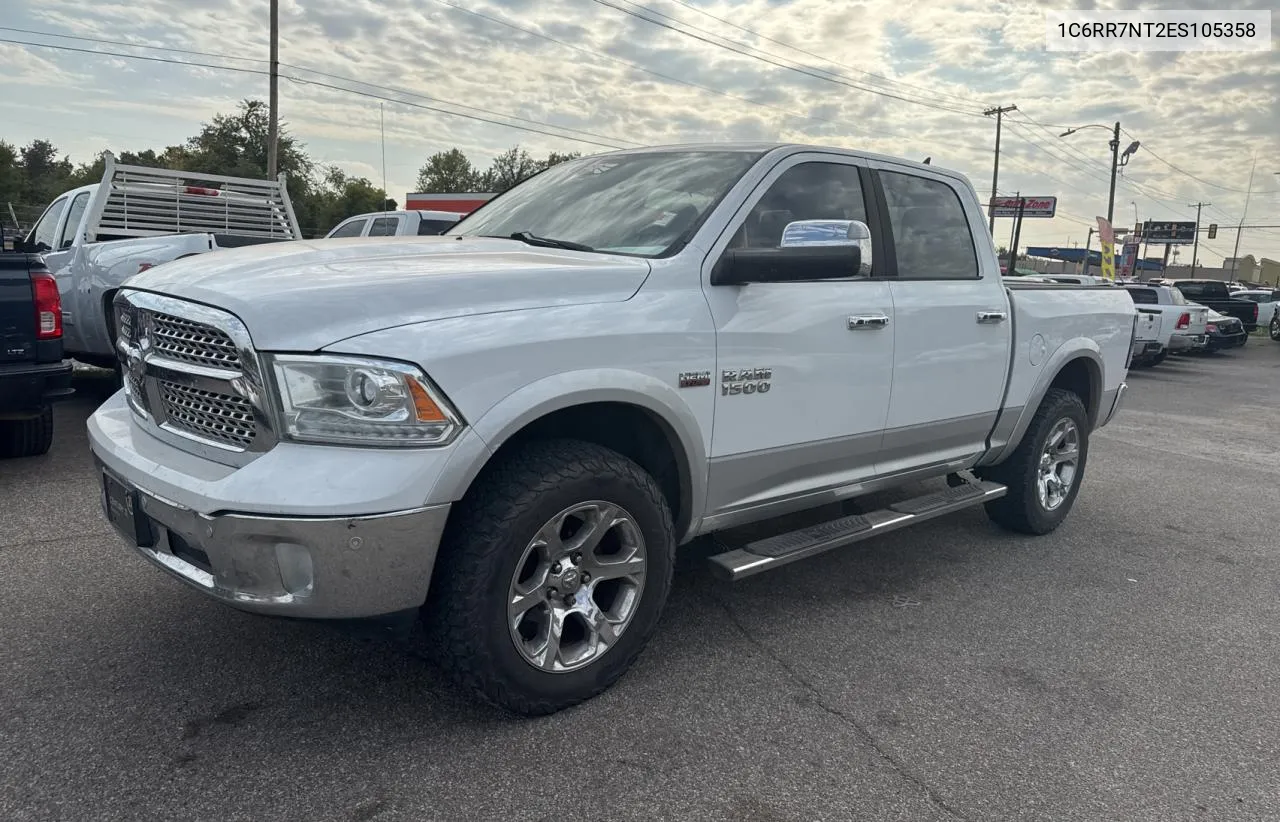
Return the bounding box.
[97,458,450,618]
[1099,382,1127,428]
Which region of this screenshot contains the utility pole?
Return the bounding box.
[1188,201,1210,277]
[1228,152,1258,282]
[1006,195,1026,274]
[267,0,280,179]
[983,104,1017,234]
[1080,227,1095,276]
[1106,121,1120,225]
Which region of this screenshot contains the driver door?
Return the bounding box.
[700,154,895,524]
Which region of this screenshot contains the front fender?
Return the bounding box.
[432,369,709,543]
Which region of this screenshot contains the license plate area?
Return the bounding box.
[102,470,156,548]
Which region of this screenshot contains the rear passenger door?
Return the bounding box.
[367,216,403,236]
[868,163,1012,474]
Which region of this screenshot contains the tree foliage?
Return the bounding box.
[1,100,587,237]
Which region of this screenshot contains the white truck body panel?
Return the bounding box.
[325,210,462,238]
[88,142,1135,619]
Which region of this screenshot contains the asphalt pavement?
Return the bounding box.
[3,343,1280,822]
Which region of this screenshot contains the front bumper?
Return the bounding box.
[0,359,74,413]
[97,459,450,618]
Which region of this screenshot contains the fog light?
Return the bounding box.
[275,543,315,596]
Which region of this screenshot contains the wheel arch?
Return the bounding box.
[435,371,708,544]
[982,342,1104,466]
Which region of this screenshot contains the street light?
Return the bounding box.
[1060,121,1138,225]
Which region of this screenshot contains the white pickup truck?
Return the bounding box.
[324,209,462,239]
[15,153,301,369]
[1121,283,1210,361]
[88,143,1136,715]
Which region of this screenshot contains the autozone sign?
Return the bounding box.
[990,196,1057,218]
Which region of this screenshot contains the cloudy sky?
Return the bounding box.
[3,0,1278,264]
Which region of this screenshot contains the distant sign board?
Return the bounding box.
[990,196,1057,218]
[1142,220,1197,245]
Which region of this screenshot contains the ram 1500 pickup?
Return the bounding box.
[88,143,1136,715]
[15,153,301,370]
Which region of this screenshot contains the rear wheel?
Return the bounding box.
[1270,315,1280,341]
[977,389,1088,535]
[1149,351,1167,366]
[0,406,54,458]
[427,439,676,716]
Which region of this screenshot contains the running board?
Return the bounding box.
[707,480,1007,581]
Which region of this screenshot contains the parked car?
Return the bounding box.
[1121,283,1209,361]
[1128,306,1165,367]
[325,209,463,239]
[14,153,302,370]
[1197,307,1248,351]
[1233,289,1280,330]
[88,142,1136,715]
[0,253,74,457]
[1171,279,1260,333]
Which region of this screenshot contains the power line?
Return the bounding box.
[588,0,987,118]
[1123,130,1252,193]
[0,25,267,65]
[660,0,987,108]
[1,36,633,150]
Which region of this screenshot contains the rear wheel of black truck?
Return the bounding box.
[977,388,1089,536]
[427,439,676,716]
[0,406,54,458]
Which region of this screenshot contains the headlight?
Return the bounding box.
[268,354,463,447]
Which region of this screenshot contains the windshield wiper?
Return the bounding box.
[503,231,595,253]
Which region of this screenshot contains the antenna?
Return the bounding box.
[379,103,388,207]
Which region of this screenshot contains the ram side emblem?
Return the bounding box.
[721,367,772,396]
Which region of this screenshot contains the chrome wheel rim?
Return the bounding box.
[507,501,647,674]
[1037,419,1080,512]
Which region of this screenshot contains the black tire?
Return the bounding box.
[1149,351,1167,366]
[977,388,1089,536]
[427,438,676,716]
[1270,315,1280,342]
[0,406,54,458]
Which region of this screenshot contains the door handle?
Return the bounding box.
[848,315,890,330]
[976,310,1008,324]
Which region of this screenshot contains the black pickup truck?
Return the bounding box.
[1,253,74,457]
[1171,280,1260,332]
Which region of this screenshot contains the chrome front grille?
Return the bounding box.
[114,290,274,460]
[158,380,256,448]
[149,312,242,370]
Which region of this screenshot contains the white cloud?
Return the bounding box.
[2,0,1277,262]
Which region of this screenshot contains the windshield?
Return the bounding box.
[448,150,765,257]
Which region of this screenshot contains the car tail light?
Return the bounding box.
[1206,323,1217,333]
[31,270,62,340]
[1252,303,1258,322]
[1176,312,1190,330]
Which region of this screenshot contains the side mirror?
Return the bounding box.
[712,219,872,285]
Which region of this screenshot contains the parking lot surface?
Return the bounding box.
[4,346,1280,822]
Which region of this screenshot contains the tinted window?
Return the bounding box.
[368,217,399,236]
[30,197,68,252]
[328,219,366,238]
[1167,286,1188,305]
[417,219,456,235]
[1175,281,1225,300]
[727,162,869,252]
[880,171,978,280]
[451,150,763,257]
[58,192,90,249]
[1126,288,1158,304]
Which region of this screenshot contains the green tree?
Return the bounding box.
[309,166,394,234]
[482,145,543,193]
[415,148,482,193]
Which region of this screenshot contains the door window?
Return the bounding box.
[728,162,870,258]
[879,171,979,280]
[367,217,399,236]
[29,197,68,252]
[58,192,90,249]
[417,219,456,235]
[328,219,367,238]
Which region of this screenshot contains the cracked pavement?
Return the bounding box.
[3,345,1280,821]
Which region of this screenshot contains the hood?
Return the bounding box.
[122,236,651,350]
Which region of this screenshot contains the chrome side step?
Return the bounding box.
[707,480,1007,581]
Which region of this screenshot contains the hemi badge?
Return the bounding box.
[678,371,711,388]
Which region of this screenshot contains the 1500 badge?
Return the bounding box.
[721,368,772,396]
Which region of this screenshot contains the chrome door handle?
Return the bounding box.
[848,315,890,330]
[976,310,1008,324]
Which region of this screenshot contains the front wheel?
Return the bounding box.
[427,439,675,716]
[1270,315,1280,342]
[977,388,1088,535]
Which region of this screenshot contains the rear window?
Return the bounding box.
[1175,281,1224,300]
[1126,288,1158,304]
[417,219,456,236]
